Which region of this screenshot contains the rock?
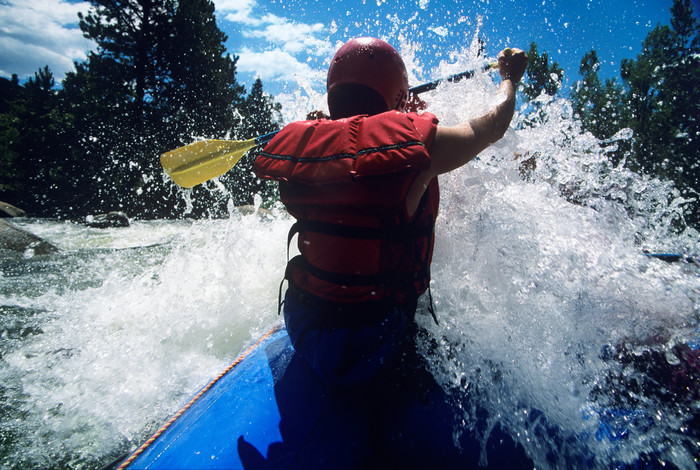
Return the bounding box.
[233,205,274,219]
[0,201,27,218]
[83,211,130,228]
[0,219,58,255]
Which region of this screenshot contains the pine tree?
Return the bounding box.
[66,0,248,217]
[222,78,283,208]
[0,75,24,203]
[0,67,74,215]
[66,0,175,216]
[570,50,630,162]
[620,0,699,224]
[522,42,564,101]
[239,78,283,138]
[159,0,244,144]
[78,0,173,115]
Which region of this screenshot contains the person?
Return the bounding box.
[255,36,527,386]
[251,36,529,468]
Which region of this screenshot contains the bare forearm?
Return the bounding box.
[428,80,516,175]
[425,48,527,177]
[468,79,516,147]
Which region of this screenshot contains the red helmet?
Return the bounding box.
[327,37,409,112]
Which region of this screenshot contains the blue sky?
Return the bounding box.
[0,0,677,105]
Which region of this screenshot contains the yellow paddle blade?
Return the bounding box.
[160,138,258,188]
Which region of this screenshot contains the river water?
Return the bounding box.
[1,45,699,469]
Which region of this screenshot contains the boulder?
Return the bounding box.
[0,201,27,218]
[233,205,274,220]
[83,211,130,228]
[0,219,58,255]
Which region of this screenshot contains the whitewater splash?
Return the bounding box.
[419,47,698,466]
[1,39,699,470]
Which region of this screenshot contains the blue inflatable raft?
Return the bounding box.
[114,324,533,470]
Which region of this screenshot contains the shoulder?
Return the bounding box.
[361,111,440,149]
[403,112,439,148]
[269,111,440,150]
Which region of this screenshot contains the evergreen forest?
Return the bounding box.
[0,0,282,219]
[0,0,698,227]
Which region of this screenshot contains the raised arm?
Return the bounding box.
[429,48,528,175]
[405,48,528,217]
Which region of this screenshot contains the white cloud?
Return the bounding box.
[215,0,332,90]
[236,48,324,83]
[243,14,331,56]
[215,0,260,25]
[215,0,256,10]
[0,0,95,80]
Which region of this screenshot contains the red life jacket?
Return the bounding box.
[254,111,440,307]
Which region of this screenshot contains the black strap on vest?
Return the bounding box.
[284,218,434,267]
[289,219,434,241]
[259,140,426,166]
[288,254,429,288]
[278,218,438,324]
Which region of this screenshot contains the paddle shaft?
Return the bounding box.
[161,63,498,187]
[254,64,495,147]
[408,64,496,94]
